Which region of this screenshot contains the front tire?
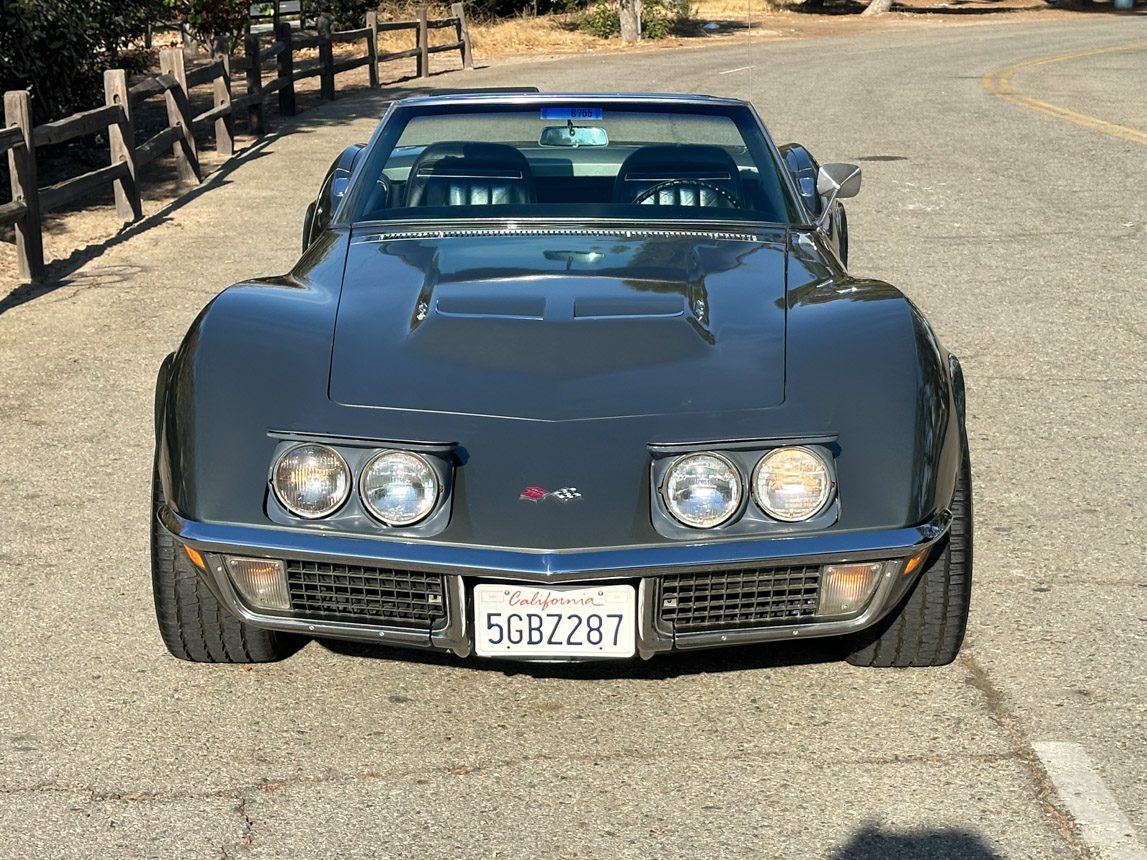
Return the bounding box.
[151,470,295,663]
[845,449,973,668]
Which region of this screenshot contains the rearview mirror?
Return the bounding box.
[539,125,609,147]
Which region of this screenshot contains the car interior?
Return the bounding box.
[356,141,775,219]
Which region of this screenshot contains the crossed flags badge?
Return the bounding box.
[520,486,582,503]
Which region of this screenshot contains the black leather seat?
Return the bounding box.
[612,144,744,208]
[404,141,535,208]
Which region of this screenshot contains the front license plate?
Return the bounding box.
[473,584,636,659]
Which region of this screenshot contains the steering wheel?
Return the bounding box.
[632,179,741,208]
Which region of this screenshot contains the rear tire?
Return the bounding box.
[151,470,295,663]
[845,449,973,668]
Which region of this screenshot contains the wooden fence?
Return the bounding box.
[2,5,472,282]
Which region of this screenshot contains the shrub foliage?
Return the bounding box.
[302,0,375,29]
[579,0,690,38]
[162,0,250,52]
[0,0,159,123]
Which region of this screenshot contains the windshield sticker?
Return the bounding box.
[540,107,603,121]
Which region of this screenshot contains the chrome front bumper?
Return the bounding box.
[159,506,950,660]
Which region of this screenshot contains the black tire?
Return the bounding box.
[846,449,973,668]
[151,470,295,663]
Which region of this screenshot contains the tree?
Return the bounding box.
[861,0,893,14]
[619,0,640,41]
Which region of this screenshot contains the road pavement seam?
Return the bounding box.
[1033,742,1147,860]
[961,653,1095,858]
[0,750,1026,802]
[982,43,1147,147]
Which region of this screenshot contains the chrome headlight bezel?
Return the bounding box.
[661,451,744,530]
[751,445,835,523]
[359,449,441,527]
[270,443,352,520]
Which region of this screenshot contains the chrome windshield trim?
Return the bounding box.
[348,218,787,243]
[159,506,949,582]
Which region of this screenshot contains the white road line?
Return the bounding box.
[1033,742,1147,860]
[719,65,755,75]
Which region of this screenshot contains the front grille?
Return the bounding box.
[285,560,446,627]
[659,565,821,632]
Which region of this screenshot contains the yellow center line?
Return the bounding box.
[981,42,1147,147]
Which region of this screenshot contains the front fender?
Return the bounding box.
[159,230,349,522]
[785,277,962,531]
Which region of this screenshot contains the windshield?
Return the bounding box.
[342,100,801,226]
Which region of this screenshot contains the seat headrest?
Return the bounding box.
[404,141,536,208]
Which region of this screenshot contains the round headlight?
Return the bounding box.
[663,453,742,529]
[272,444,351,519]
[360,451,439,526]
[753,447,833,522]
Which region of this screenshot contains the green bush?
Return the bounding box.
[163,0,250,52]
[642,0,689,38]
[578,0,690,38]
[0,0,160,123]
[578,0,619,36]
[302,0,374,30]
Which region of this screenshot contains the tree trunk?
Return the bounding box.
[620,0,641,42]
[861,0,893,14]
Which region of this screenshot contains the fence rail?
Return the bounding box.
[2,5,472,283]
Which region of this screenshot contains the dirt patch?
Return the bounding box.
[0,0,1112,297]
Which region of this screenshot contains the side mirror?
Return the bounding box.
[816,162,862,199]
[815,163,861,229]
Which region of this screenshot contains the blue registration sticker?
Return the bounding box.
[541,107,604,121]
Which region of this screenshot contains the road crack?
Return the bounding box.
[961,652,1095,859]
[220,794,255,859]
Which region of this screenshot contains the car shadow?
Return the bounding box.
[831,825,1003,859]
[316,634,849,679]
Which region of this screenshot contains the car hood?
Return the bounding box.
[329,229,788,421]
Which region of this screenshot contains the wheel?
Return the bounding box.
[151,468,295,663]
[845,448,973,668]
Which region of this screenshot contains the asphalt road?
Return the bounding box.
[1,18,1145,860]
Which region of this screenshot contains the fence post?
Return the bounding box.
[365,11,380,89]
[244,34,264,136]
[3,90,44,282]
[317,16,335,101]
[450,3,473,70]
[103,70,142,222]
[159,47,201,183]
[275,22,296,116]
[214,53,234,157]
[416,7,429,79]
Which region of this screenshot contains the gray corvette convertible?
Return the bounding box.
[152,91,971,667]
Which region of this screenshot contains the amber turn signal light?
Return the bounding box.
[182,545,206,570]
[902,547,930,577]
